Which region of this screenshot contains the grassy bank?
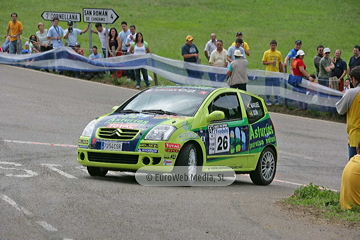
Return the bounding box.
[1,0,360,75]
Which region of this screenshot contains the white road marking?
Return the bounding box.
[41,164,77,179]
[1,195,33,216]
[278,150,313,160]
[2,139,77,148]
[35,221,58,232]
[0,162,39,178]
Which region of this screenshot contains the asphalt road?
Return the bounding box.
[0,65,357,240]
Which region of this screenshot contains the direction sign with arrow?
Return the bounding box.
[41,11,81,22]
[83,8,119,24]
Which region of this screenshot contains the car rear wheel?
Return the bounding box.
[175,143,198,184]
[250,147,276,185]
[87,166,108,177]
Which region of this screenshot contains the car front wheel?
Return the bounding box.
[175,143,198,184]
[250,147,276,185]
[87,166,108,177]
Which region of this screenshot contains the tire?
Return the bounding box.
[175,143,198,185]
[87,166,108,177]
[250,147,276,185]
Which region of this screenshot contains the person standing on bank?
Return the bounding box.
[36,22,51,52]
[336,67,360,160]
[182,35,202,79]
[129,32,151,89]
[318,48,335,87]
[226,50,248,91]
[204,33,217,62]
[332,49,347,91]
[64,21,89,49]
[5,13,23,54]
[47,17,64,49]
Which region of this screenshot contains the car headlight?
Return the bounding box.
[144,125,176,141]
[81,120,97,137]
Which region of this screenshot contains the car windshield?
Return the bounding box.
[120,87,213,116]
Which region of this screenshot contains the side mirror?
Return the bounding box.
[208,111,225,122]
[112,106,120,112]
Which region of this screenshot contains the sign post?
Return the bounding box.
[41,11,81,22]
[83,8,119,59]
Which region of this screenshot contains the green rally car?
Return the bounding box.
[77,86,277,185]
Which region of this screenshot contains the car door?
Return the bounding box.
[204,91,249,169]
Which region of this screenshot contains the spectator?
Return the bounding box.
[24,35,40,53]
[129,32,151,89]
[291,50,315,109]
[181,35,202,79]
[119,21,131,80]
[284,40,302,73]
[336,67,360,160]
[74,42,84,56]
[227,38,246,63]
[64,21,89,49]
[91,23,108,58]
[1,36,11,53]
[119,21,130,55]
[343,78,352,93]
[226,50,248,91]
[340,142,360,210]
[204,33,217,62]
[348,45,360,78]
[262,40,284,105]
[5,13,23,54]
[47,17,64,49]
[209,39,227,82]
[318,48,335,87]
[87,46,103,79]
[107,27,122,57]
[332,49,347,91]
[231,32,250,56]
[125,25,136,53]
[36,22,52,52]
[314,45,324,77]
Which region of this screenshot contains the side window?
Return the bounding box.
[241,93,265,124]
[208,93,242,121]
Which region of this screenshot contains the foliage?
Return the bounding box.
[284,183,360,223]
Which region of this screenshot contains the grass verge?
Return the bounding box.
[283,183,360,225]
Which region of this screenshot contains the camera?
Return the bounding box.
[68,26,73,33]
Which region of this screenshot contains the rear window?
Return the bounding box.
[240,93,265,124]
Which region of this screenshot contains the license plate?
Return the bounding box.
[101,141,123,151]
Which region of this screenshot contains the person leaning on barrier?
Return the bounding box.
[226,50,248,91]
[340,142,360,209]
[336,66,360,160]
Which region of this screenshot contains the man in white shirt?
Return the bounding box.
[204,33,216,62]
[209,40,227,82]
[64,21,89,48]
[125,25,136,53]
[91,23,109,58]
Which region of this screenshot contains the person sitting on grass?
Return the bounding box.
[340,142,360,209]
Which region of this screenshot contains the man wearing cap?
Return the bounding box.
[283,40,302,73]
[314,45,324,77]
[231,32,250,56]
[318,48,335,87]
[182,35,201,79]
[262,40,284,105]
[204,33,217,62]
[226,50,248,90]
[64,21,89,49]
[336,67,360,160]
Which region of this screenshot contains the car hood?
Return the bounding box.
[95,113,191,131]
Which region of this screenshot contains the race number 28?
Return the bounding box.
[209,124,230,154]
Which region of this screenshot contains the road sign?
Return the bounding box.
[83,8,119,24]
[41,11,81,22]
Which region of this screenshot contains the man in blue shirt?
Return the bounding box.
[87,46,103,79]
[47,17,64,49]
[283,40,302,73]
